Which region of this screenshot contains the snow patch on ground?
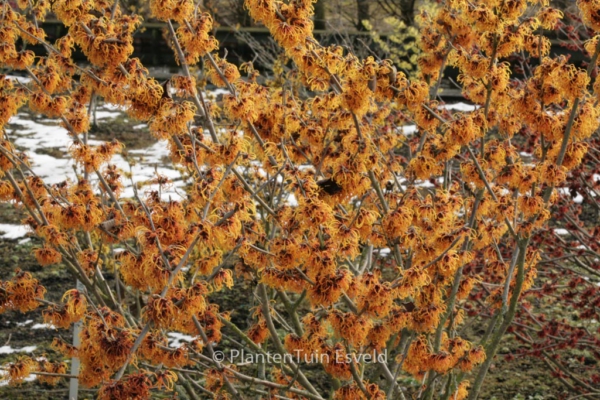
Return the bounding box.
[377,248,391,256]
[167,332,196,348]
[2,108,190,244]
[31,323,56,330]
[285,193,298,207]
[440,102,478,112]
[0,345,37,354]
[7,110,185,200]
[0,224,29,239]
[6,75,32,84]
[400,125,418,136]
[557,188,584,203]
[94,111,122,120]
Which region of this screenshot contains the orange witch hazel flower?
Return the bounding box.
[334,382,386,399]
[0,0,599,398]
[1,269,46,313]
[33,246,62,266]
[4,357,37,385]
[42,289,88,329]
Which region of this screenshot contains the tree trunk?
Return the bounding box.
[314,0,326,30]
[356,0,370,31]
[399,0,416,25]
